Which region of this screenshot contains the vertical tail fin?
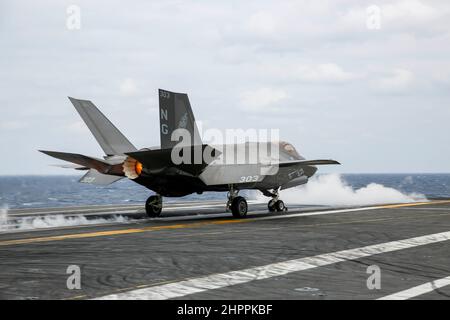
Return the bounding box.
[68,97,137,156]
[158,89,202,149]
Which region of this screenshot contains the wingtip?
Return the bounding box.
[68,96,90,103]
[38,150,53,156]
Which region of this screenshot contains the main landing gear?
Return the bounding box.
[145,194,162,217]
[226,186,248,218]
[265,188,288,213]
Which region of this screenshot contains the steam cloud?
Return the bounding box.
[0,205,8,226]
[266,174,427,206]
[0,208,131,232]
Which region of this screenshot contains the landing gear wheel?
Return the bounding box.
[274,200,285,212]
[264,188,287,213]
[145,195,162,217]
[268,199,276,212]
[231,196,248,218]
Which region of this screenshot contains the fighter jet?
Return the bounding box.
[40,89,340,218]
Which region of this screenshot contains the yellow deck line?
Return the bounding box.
[378,200,450,209]
[1,200,449,247]
[0,219,251,246]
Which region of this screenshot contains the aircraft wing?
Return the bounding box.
[278,159,341,167]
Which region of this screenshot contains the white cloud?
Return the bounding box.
[246,11,277,37]
[0,120,28,130]
[340,0,449,33]
[258,62,358,83]
[1,0,450,174]
[382,0,440,22]
[240,88,288,111]
[296,63,358,83]
[67,121,90,134]
[373,68,415,91]
[119,78,139,96]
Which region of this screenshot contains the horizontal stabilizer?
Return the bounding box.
[39,150,111,173]
[278,159,341,167]
[126,144,220,176]
[50,163,89,170]
[79,169,123,185]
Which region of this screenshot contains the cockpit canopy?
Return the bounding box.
[279,141,302,160]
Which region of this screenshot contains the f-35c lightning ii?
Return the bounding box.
[40,89,340,218]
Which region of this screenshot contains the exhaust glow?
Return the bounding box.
[135,161,143,175]
[123,157,142,179]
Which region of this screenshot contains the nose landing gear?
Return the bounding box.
[264,188,288,213]
[268,199,286,212]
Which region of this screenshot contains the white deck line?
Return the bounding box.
[95,230,450,300]
[378,276,450,300]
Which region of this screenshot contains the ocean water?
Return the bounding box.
[0,174,449,209]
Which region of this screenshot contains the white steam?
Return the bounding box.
[0,205,8,226]
[267,174,427,206]
[0,210,131,232]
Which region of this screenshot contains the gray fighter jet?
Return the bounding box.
[40,89,340,218]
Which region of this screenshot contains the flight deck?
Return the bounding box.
[1,200,450,300]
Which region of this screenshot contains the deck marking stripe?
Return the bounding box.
[65,212,450,300]
[1,200,449,247]
[8,202,241,217]
[8,204,225,217]
[0,220,252,246]
[380,201,434,209]
[378,276,450,300]
[93,230,450,300]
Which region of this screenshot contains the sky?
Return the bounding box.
[0,0,449,175]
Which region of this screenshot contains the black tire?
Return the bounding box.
[145,195,162,217]
[268,199,276,212]
[231,196,248,218]
[275,200,285,212]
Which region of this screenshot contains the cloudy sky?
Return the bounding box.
[1,0,449,174]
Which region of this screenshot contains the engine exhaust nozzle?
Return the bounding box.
[123,156,142,179]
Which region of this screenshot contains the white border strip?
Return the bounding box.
[378,276,450,300]
[95,230,450,300]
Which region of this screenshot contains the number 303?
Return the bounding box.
[239,175,259,183]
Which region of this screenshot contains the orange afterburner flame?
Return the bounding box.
[122,156,142,180]
[135,161,143,175]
